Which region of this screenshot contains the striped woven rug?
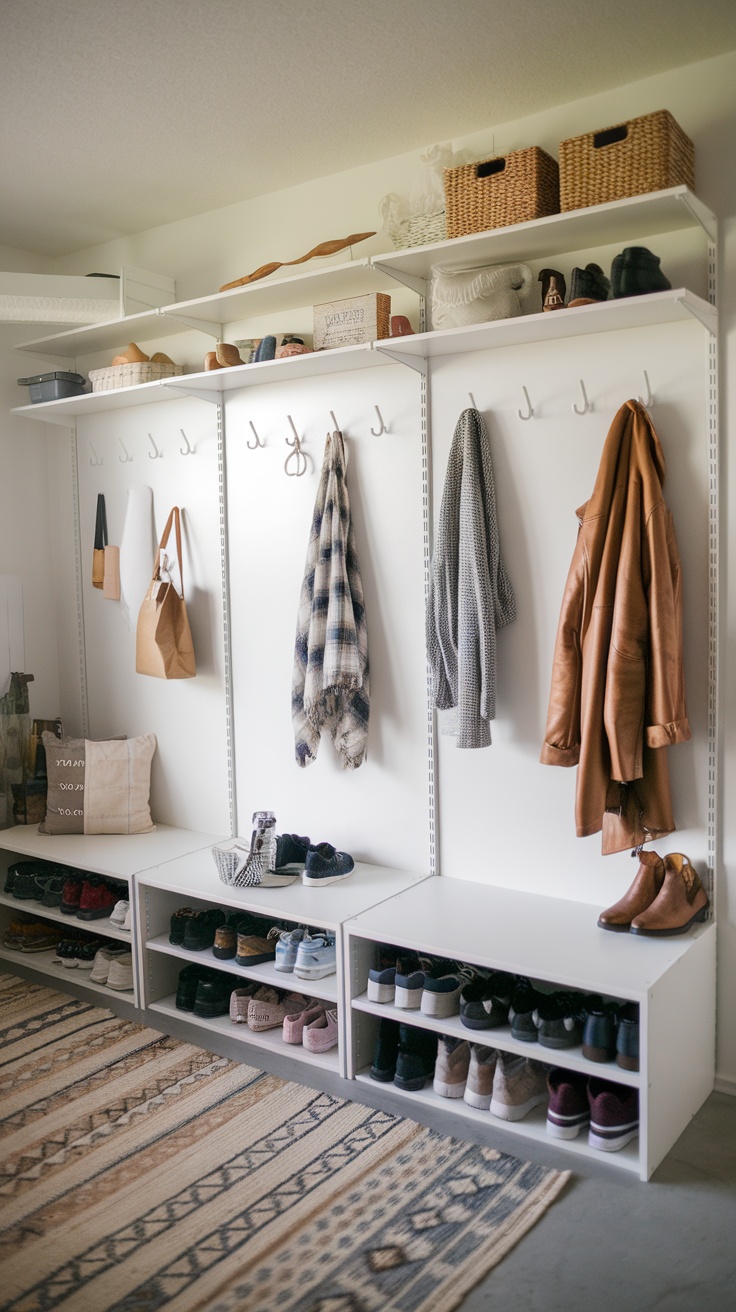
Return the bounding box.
[0,973,570,1312]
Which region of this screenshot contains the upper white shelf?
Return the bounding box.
[13,187,714,363]
[374,186,716,287]
[0,823,225,879]
[14,256,394,358]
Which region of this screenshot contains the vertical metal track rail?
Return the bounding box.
[417,296,437,877]
[70,424,90,735]
[216,401,237,837]
[706,237,719,914]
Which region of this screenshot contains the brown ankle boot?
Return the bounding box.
[597,850,665,932]
[630,854,709,936]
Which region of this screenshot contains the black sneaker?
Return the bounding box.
[370,1018,401,1082]
[459,970,515,1030]
[582,997,622,1062]
[302,843,355,886]
[273,833,311,876]
[169,906,198,945]
[508,979,546,1042]
[534,991,591,1049]
[367,945,400,1003]
[394,1024,438,1091]
[615,1002,640,1072]
[394,954,433,1009]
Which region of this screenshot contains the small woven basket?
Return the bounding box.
[444,147,560,239]
[394,210,446,249]
[88,361,185,392]
[559,109,694,212]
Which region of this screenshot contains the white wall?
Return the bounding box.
[4,49,736,1086]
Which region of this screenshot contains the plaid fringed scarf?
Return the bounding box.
[292,430,369,769]
[426,407,516,748]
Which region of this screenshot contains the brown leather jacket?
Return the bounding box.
[540,399,691,855]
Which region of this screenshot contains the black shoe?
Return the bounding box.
[183,907,227,952]
[169,906,197,946]
[568,262,611,306]
[459,970,515,1031]
[394,1024,438,1091]
[539,267,567,311]
[370,1018,401,1082]
[508,978,546,1042]
[193,972,236,1018]
[582,997,621,1062]
[176,964,215,1010]
[611,246,671,298]
[616,1002,640,1071]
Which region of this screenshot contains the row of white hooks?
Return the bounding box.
[89,430,195,465]
[469,371,655,421]
[245,405,389,477]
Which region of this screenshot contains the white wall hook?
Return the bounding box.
[518,386,534,421]
[286,414,300,447]
[118,438,133,463]
[573,379,592,415]
[638,371,654,408]
[247,420,265,450]
[148,433,163,460]
[179,429,195,455]
[89,442,103,466]
[330,410,339,431]
[468,392,477,410]
[370,405,387,436]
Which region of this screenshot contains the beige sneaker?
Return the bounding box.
[247,987,304,1032]
[490,1054,549,1121]
[433,1036,471,1098]
[463,1044,498,1110]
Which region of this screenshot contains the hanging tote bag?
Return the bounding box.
[92,494,107,588]
[135,506,196,679]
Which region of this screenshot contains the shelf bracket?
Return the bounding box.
[370,260,427,298]
[159,381,224,404]
[678,294,717,335]
[675,191,717,244]
[156,308,223,338]
[373,344,428,376]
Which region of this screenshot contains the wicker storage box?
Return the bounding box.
[444,147,560,238]
[559,109,694,212]
[388,210,446,250]
[88,361,185,392]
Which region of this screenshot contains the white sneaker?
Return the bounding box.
[107,953,134,991]
[110,900,130,928]
[89,945,128,985]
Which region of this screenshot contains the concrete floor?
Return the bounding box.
[458,1091,736,1312]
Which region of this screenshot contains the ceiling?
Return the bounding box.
[3,0,736,258]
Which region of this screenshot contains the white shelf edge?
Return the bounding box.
[0,945,137,1005]
[351,994,640,1089]
[0,891,132,943]
[146,935,339,1003]
[149,994,341,1071]
[352,1070,641,1174]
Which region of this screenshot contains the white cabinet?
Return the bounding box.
[135,851,427,1077]
[0,825,222,1010]
[344,876,717,1180]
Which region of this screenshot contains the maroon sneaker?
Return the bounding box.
[546,1068,590,1139]
[587,1078,639,1152]
[60,877,83,914]
[76,878,117,920]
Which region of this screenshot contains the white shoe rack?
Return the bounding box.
[343,875,716,1181]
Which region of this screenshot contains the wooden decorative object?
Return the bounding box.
[219,232,376,292]
[313,292,391,350]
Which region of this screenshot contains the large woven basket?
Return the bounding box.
[559,109,694,212]
[444,147,560,239]
[88,361,185,392]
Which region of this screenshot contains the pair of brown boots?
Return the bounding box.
[598,851,709,937]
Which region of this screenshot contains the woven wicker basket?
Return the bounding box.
[391,209,447,249]
[88,361,185,392]
[559,110,695,212]
[444,147,560,239]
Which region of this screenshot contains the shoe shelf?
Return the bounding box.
[136,851,428,1078]
[343,875,716,1181]
[0,825,224,1013]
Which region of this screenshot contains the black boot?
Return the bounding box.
[568,262,611,306]
[394,1024,438,1091]
[611,247,671,298]
[370,1018,400,1082]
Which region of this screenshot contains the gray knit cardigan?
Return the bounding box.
[426,407,516,748]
